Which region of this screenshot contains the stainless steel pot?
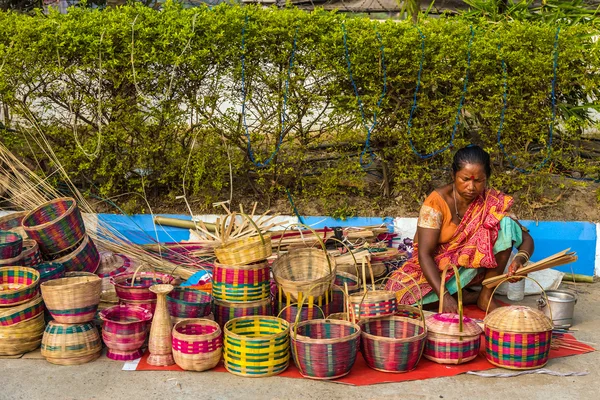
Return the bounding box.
[537,289,577,329]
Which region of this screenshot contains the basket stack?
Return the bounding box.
[213,232,273,327]
[0,294,45,356]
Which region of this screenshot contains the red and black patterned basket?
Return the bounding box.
[0,266,40,307]
[172,318,223,371]
[22,197,86,256]
[167,287,212,319]
[51,234,100,274]
[0,231,23,260]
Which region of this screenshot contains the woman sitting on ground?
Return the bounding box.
[385,145,534,312]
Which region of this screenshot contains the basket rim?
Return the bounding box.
[173,318,222,339]
[99,304,153,324]
[349,289,396,302]
[215,233,272,252]
[224,316,290,342]
[359,315,427,343]
[168,288,212,305]
[214,297,271,307]
[0,266,40,289]
[40,274,101,290]
[22,197,77,230]
[291,318,361,344]
[0,230,23,245]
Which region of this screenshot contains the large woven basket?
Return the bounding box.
[167,287,212,319]
[111,271,178,302]
[35,262,66,284]
[291,319,361,380]
[99,304,153,361]
[0,294,44,327]
[22,197,86,256]
[0,313,45,356]
[172,318,223,372]
[51,234,100,273]
[0,231,23,260]
[0,211,27,238]
[215,232,272,266]
[41,273,101,323]
[212,260,270,302]
[214,297,271,328]
[41,321,102,365]
[224,316,290,377]
[0,266,40,307]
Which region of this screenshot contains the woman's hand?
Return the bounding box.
[507,257,524,283]
[441,292,459,314]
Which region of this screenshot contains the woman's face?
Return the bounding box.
[453,162,487,201]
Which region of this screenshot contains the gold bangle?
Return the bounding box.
[515,250,530,263]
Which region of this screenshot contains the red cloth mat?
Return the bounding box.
[131,305,595,385]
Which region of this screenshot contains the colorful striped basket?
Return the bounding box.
[0,312,45,356]
[330,272,360,314]
[0,294,44,327]
[99,304,153,361]
[212,260,270,302]
[214,298,272,328]
[359,315,427,373]
[167,287,212,319]
[0,231,23,260]
[172,318,223,372]
[19,239,42,267]
[111,271,178,302]
[41,273,102,323]
[0,266,40,307]
[22,197,86,256]
[97,253,132,294]
[214,232,272,267]
[291,319,361,380]
[41,321,102,365]
[35,262,66,284]
[275,287,331,323]
[120,298,156,315]
[224,316,290,377]
[348,286,397,322]
[51,234,100,273]
[0,211,27,239]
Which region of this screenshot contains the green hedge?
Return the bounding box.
[0,3,598,212]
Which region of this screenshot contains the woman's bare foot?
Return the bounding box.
[477,292,499,313]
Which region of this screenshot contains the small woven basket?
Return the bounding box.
[35,262,66,284]
[22,197,86,256]
[0,211,27,239]
[348,259,397,321]
[212,260,270,302]
[291,319,361,380]
[214,297,272,328]
[19,239,42,267]
[0,231,23,260]
[41,273,101,323]
[50,234,100,273]
[172,318,223,371]
[215,232,272,267]
[0,266,40,307]
[99,304,153,361]
[224,316,290,377]
[167,287,212,319]
[41,321,102,365]
[111,270,178,302]
[0,312,45,356]
[0,294,44,327]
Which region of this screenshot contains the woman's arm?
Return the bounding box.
[508,229,535,277]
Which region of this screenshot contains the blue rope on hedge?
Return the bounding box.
[341,22,387,169]
[241,15,298,168]
[407,26,475,160]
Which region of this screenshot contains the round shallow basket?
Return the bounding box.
[291,319,361,380]
[359,316,427,373]
[22,197,86,256]
[349,290,397,321]
[111,271,178,302]
[212,260,270,302]
[224,316,290,377]
[167,287,212,319]
[0,231,23,260]
[0,313,45,356]
[172,318,223,371]
[18,240,42,267]
[0,211,27,238]
[0,266,40,307]
[215,233,272,266]
[41,321,102,365]
[484,305,554,370]
[41,273,101,323]
[272,248,336,301]
[214,298,271,328]
[0,294,44,327]
[99,304,153,361]
[35,262,66,284]
[50,234,100,273]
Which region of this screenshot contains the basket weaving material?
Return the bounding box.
[0,266,40,307]
[111,271,178,301]
[484,305,554,370]
[167,287,212,319]
[41,321,102,365]
[212,261,270,302]
[214,298,271,328]
[51,234,100,273]
[0,231,23,260]
[215,234,272,266]
[22,197,86,256]
[0,313,45,356]
[0,294,44,326]
[172,318,223,371]
[272,248,336,301]
[224,316,290,377]
[359,316,427,373]
[120,298,156,315]
[35,262,66,284]
[99,304,153,361]
[41,274,101,323]
[291,319,361,380]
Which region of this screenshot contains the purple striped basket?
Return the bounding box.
[0,231,23,260]
[0,266,40,307]
[99,304,153,361]
[172,319,222,371]
[167,287,212,319]
[111,271,179,302]
[35,263,66,284]
[22,197,86,256]
[0,294,44,326]
[51,234,100,273]
[214,298,272,328]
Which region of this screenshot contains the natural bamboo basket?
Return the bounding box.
[0,313,45,356]
[41,274,101,323]
[215,234,273,266]
[0,294,44,326]
[0,266,40,307]
[172,318,223,372]
[51,234,100,274]
[41,321,102,365]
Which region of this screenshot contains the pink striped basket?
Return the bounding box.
[0,294,44,326]
[0,266,40,307]
[111,271,178,302]
[172,319,222,371]
[212,261,270,302]
[167,287,212,319]
[99,304,153,361]
[51,234,100,273]
[0,231,23,260]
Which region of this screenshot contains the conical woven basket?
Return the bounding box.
[41,274,101,323]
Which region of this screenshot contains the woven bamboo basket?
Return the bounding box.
[330,272,360,314]
[172,318,223,371]
[0,211,27,238]
[167,287,212,319]
[18,239,42,267]
[214,297,272,328]
[172,313,214,325]
[50,234,100,273]
[0,294,44,326]
[35,262,66,284]
[97,253,132,294]
[0,266,40,307]
[224,316,290,377]
[212,260,270,302]
[41,321,102,365]
[22,197,86,256]
[424,265,483,365]
[291,318,361,380]
[120,298,156,315]
[41,273,101,323]
[111,270,178,302]
[0,231,23,260]
[275,287,331,323]
[99,304,153,361]
[348,259,397,321]
[0,313,45,355]
[215,230,272,266]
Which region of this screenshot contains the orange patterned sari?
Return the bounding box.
[385,188,513,304]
